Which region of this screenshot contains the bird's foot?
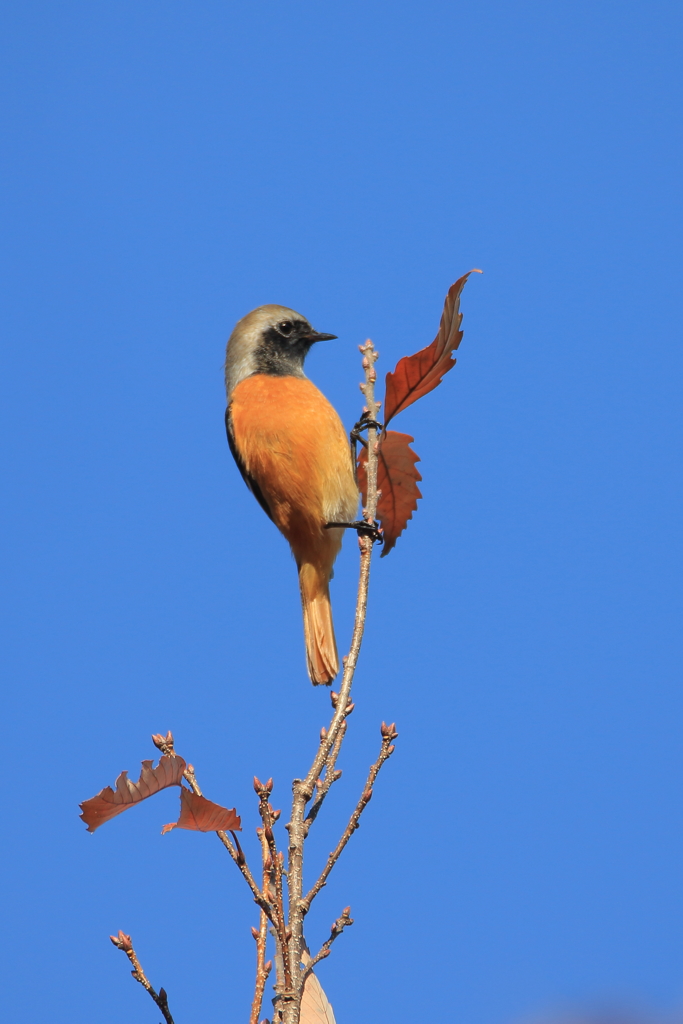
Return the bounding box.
[350,413,384,447]
[325,519,384,544]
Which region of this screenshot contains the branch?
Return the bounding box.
[303,716,347,835]
[151,732,275,925]
[282,341,383,1024]
[304,906,354,979]
[250,828,274,1024]
[255,776,292,994]
[110,930,175,1024]
[304,724,397,910]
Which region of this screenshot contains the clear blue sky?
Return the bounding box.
[1,3,682,1023]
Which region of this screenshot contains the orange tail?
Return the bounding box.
[298,562,339,685]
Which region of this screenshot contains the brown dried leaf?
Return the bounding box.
[300,969,337,1024]
[161,787,241,834]
[383,269,481,425]
[80,755,186,833]
[357,430,422,556]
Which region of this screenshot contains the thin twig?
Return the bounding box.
[250,829,273,1024]
[303,906,354,980]
[303,718,347,834]
[282,341,382,1024]
[110,930,175,1024]
[151,732,275,925]
[304,725,397,909]
[255,777,292,994]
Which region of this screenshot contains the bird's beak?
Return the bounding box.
[306,330,338,343]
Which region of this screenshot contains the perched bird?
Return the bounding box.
[224,305,359,685]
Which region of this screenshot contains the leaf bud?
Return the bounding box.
[345,702,355,715]
[158,988,168,1005]
[330,691,339,708]
[264,826,274,844]
[251,926,260,941]
[270,806,281,822]
[110,930,132,951]
[187,764,195,774]
[387,744,395,755]
[320,726,327,741]
[285,927,292,941]
[333,769,343,781]
[265,778,274,793]
[253,776,263,793]
[361,789,373,805]
[343,906,351,917]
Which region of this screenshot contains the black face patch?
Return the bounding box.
[255,320,315,377]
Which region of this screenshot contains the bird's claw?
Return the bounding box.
[350,414,384,446]
[325,519,384,544]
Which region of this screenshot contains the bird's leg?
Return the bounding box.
[349,411,384,448]
[325,520,384,544]
[350,415,382,448]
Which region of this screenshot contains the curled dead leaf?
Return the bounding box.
[162,787,241,834]
[301,953,337,1024]
[357,430,422,555]
[383,269,481,426]
[79,755,186,833]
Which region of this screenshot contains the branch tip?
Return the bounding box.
[151,730,174,753]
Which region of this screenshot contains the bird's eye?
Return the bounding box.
[278,320,294,336]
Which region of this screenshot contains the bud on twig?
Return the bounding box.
[330,691,339,708]
[251,926,260,941]
[151,731,174,752]
[110,930,133,952]
[320,726,327,741]
[264,826,274,844]
[361,789,373,805]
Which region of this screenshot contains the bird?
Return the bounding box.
[224,304,360,685]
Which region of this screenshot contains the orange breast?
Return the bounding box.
[230,375,359,564]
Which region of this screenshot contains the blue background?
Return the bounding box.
[1,2,682,1022]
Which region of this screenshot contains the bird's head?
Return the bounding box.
[224,304,337,398]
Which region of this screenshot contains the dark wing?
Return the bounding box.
[225,405,275,523]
